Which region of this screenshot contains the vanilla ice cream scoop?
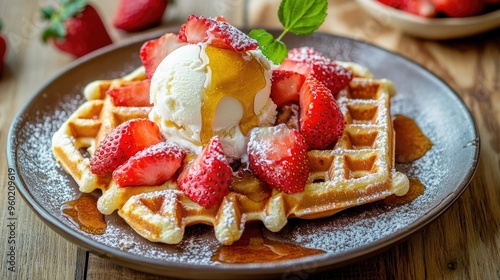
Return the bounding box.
[149,43,277,159]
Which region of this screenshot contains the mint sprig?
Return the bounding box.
[249,0,328,64]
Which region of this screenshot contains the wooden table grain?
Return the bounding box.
[1,0,499,279]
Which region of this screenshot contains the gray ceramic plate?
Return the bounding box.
[7,30,479,279]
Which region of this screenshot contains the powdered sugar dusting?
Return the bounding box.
[9,33,478,273]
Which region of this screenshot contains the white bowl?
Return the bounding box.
[355,0,500,39]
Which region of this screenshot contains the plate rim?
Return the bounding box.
[6,30,481,278]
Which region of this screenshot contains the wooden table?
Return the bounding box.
[1,0,498,279]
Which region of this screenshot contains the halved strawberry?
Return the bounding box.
[113,142,186,187]
[107,79,151,107]
[183,14,258,53]
[270,70,305,107]
[139,32,187,79]
[279,47,353,95]
[90,119,163,174]
[247,124,309,194]
[177,136,233,208]
[299,75,345,149]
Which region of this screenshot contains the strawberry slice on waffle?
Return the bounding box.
[299,75,345,149]
[90,119,163,174]
[181,14,259,53]
[248,124,309,194]
[177,136,233,209]
[280,47,353,95]
[113,142,186,187]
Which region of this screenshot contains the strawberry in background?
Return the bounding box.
[432,0,485,17]
[377,0,498,17]
[378,0,437,17]
[113,0,169,32]
[0,19,6,78]
[41,0,113,58]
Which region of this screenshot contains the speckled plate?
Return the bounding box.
[7,30,479,279]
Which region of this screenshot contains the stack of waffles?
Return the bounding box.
[52,62,409,245]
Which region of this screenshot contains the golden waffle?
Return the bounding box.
[52,63,409,245]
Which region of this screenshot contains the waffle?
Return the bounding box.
[52,62,409,245]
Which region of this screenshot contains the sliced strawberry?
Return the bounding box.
[107,79,152,107]
[432,0,484,17]
[177,136,233,208]
[299,75,345,149]
[184,14,258,53]
[247,124,309,194]
[177,24,187,42]
[139,32,187,79]
[113,142,186,187]
[279,47,353,95]
[90,119,163,174]
[270,70,306,107]
[112,0,168,32]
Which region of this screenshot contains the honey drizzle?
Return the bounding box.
[384,178,425,205]
[389,114,432,205]
[61,194,106,235]
[200,46,266,145]
[212,223,325,263]
[393,114,432,163]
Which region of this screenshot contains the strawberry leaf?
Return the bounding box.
[40,0,87,43]
[41,7,56,20]
[42,21,66,42]
[60,0,86,20]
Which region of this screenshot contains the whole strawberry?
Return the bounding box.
[41,0,113,58]
[432,0,485,17]
[0,20,6,78]
[113,0,168,32]
[177,136,233,209]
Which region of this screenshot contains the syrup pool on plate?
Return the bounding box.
[61,193,107,235]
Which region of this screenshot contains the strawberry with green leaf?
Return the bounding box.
[41,0,113,58]
[249,0,328,64]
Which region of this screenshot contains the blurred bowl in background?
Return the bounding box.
[355,0,500,40]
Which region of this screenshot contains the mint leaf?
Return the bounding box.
[249,29,288,64]
[249,0,327,64]
[278,0,328,35]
